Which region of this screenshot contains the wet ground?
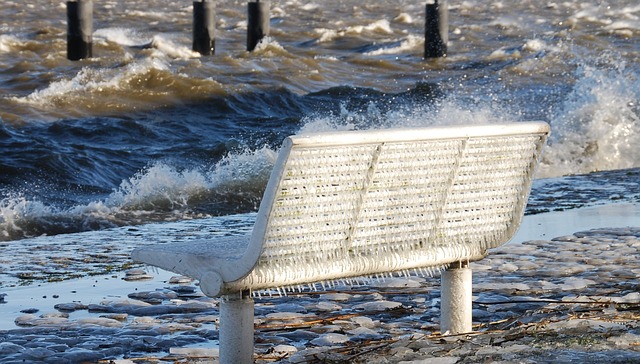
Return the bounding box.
[0,169,638,363]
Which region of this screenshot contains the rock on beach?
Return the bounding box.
[0,227,638,363]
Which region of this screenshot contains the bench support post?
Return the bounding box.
[220,291,254,364]
[440,261,472,334]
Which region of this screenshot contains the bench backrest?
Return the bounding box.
[231,122,549,292]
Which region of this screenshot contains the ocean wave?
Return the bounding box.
[0,147,277,241]
[363,35,422,56]
[94,28,152,48]
[10,57,222,117]
[539,59,640,178]
[0,35,20,53]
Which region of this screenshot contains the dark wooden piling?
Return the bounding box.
[67,0,93,60]
[247,0,270,51]
[424,0,448,58]
[193,0,216,55]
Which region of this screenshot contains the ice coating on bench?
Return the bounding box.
[133,122,549,296]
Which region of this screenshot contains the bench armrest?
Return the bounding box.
[131,235,255,296]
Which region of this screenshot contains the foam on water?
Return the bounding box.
[108,145,276,211]
[0,35,20,53]
[94,28,200,59]
[538,58,640,178]
[0,147,277,241]
[314,19,394,44]
[148,35,201,59]
[1,0,638,241]
[93,28,151,48]
[250,37,290,57]
[15,57,170,106]
[363,35,422,56]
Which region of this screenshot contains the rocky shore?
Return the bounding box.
[0,224,638,363]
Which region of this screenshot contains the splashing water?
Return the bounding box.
[539,58,640,178]
[0,147,278,241]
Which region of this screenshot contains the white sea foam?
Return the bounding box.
[0,195,52,238]
[127,10,170,20]
[364,35,422,56]
[94,27,200,59]
[93,28,151,47]
[0,35,20,53]
[605,20,640,35]
[107,163,209,211]
[251,37,288,57]
[570,2,640,33]
[107,146,277,211]
[314,19,393,44]
[300,3,320,12]
[314,28,340,43]
[148,35,201,59]
[298,92,511,136]
[0,147,277,240]
[347,19,393,35]
[489,16,523,29]
[522,39,548,52]
[295,56,639,180]
[538,61,640,178]
[15,57,171,106]
[393,13,413,24]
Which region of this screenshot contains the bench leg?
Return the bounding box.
[440,261,472,335]
[220,291,254,364]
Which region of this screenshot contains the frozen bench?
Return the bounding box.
[132,122,549,363]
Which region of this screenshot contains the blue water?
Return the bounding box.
[1,0,639,241]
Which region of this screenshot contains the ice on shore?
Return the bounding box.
[0,226,638,363]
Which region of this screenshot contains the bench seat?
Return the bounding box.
[132,122,550,363]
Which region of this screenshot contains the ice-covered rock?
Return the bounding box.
[310,333,350,346]
[353,300,402,312]
[370,277,423,288]
[169,347,218,357]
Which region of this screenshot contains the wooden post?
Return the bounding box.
[247,0,270,51]
[67,0,93,60]
[424,0,448,58]
[193,0,215,55]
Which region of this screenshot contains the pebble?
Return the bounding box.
[168,276,195,284]
[353,300,403,312]
[54,302,88,312]
[123,269,154,281]
[0,227,637,363]
[310,333,350,346]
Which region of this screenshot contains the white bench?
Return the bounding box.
[132,122,549,363]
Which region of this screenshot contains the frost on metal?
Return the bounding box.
[133,123,549,297]
[227,123,549,295]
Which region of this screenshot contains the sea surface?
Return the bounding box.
[1,0,639,243]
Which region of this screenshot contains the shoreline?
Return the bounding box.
[0,202,638,363]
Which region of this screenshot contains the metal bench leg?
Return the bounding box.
[220,290,254,364]
[440,261,472,334]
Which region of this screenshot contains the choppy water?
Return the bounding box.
[1,0,639,241]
